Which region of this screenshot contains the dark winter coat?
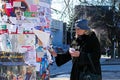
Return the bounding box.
[55,32,102,80]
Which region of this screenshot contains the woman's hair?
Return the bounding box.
[84,29,93,35]
[75,29,92,38]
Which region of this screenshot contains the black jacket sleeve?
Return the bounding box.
[55,51,72,66]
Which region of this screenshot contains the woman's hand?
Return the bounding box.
[69,50,80,57]
[48,49,57,57]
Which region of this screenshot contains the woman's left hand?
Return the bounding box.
[69,50,80,57]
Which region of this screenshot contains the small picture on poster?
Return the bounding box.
[0,65,36,80]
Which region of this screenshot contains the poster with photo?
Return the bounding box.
[0,34,36,64]
[0,65,36,80]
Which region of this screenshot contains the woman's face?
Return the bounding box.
[75,27,86,36]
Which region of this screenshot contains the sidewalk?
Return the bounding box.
[50,56,120,80]
[50,72,120,80]
[50,66,120,80]
[50,65,120,80]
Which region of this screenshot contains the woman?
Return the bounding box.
[49,19,102,80]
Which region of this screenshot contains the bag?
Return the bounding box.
[79,54,102,80]
[79,71,101,80]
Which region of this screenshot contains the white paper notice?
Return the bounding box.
[33,30,50,47]
[9,17,17,24]
[22,23,34,31]
[13,1,21,7]
[18,26,23,34]
[6,3,12,9]
[9,25,17,33]
[39,2,50,8]
[35,63,40,71]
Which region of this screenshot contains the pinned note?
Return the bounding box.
[6,3,12,9]
[30,5,38,12]
[13,1,21,7]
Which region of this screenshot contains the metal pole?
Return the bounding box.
[112,0,116,59]
[113,36,116,58]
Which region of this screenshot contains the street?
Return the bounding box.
[50,56,120,80]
